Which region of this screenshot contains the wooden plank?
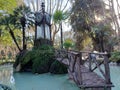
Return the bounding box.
[56,58,69,66]
[76,65,113,88]
[57,58,113,88]
[88,54,92,71]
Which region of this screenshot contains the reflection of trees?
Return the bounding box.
[0,46,18,60]
[0,66,13,85]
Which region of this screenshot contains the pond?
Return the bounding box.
[0,64,120,90]
[0,65,79,90]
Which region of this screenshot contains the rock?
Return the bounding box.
[14,63,21,72]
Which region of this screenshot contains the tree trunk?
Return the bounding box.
[9,28,22,52]
[60,22,63,49]
[23,26,26,50]
[0,29,2,37]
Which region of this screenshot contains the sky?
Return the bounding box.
[23,0,120,33]
[24,0,72,33]
[24,0,71,12]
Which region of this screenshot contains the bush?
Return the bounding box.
[32,45,55,73]
[50,60,68,74]
[14,45,68,74]
[110,51,120,62]
[63,39,73,50]
[14,45,55,73]
[21,51,33,65]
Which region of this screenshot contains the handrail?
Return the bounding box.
[55,49,112,86]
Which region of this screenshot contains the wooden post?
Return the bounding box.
[72,54,77,72]
[104,54,112,90]
[89,53,92,71]
[77,52,82,85]
[67,53,73,79]
[79,52,82,65]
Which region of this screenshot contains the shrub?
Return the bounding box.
[50,60,68,74]
[63,39,73,50]
[14,45,55,73]
[110,51,120,62]
[32,45,55,73]
[14,45,68,74]
[21,51,33,65]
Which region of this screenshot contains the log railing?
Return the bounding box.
[55,49,112,87]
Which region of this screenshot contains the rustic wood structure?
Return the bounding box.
[56,50,114,90]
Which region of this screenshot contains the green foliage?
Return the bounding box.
[53,10,64,23]
[110,51,120,62]
[20,51,33,65]
[15,45,55,73]
[0,5,32,51]
[63,39,73,50]
[0,27,22,46]
[53,10,68,23]
[0,29,12,46]
[50,60,67,74]
[70,0,114,51]
[15,45,68,74]
[0,0,17,14]
[32,45,55,73]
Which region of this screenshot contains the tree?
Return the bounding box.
[24,0,71,45]
[53,10,68,48]
[63,39,73,50]
[0,0,17,14]
[70,0,115,51]
[0,5,33,52]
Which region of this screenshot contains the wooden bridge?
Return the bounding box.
[55,49,114,90]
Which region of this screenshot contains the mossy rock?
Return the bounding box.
[14,45,55,73]
[50,60,68,74]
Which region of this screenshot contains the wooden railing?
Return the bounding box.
[55,49,112,88]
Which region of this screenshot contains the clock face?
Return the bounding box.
[35,12,43,23]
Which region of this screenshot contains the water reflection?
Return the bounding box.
[0,65,79,90]
[1,64,120,90]
[0,65,15,90]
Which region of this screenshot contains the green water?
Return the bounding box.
[0,65,79,90]
[0,64,120,90]
[94,64,120,90]
[108,65,120,90]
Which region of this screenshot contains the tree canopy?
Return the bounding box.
[0,0,17,14]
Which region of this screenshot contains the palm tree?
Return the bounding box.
[0,5,33,52]
[53,10,68,48]
[25,0,71,46]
